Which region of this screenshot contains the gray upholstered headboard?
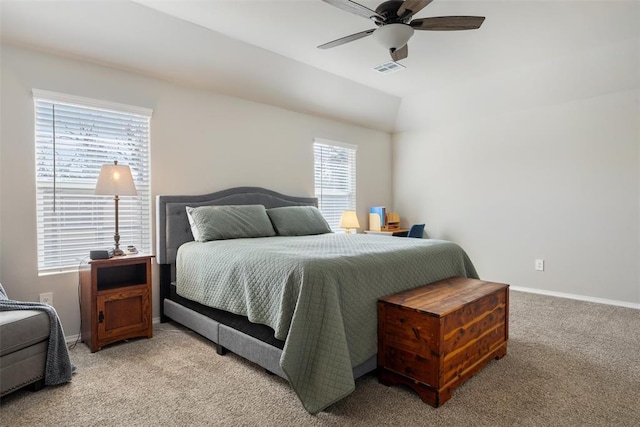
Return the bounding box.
[156,186,318,265]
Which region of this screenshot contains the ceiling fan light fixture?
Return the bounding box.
[319,0,485,62]
[372,23,414,50]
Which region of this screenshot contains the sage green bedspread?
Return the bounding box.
[177,234,478,414]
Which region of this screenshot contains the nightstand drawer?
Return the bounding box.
[97,285,151,344]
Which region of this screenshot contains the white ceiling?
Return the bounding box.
[1,0,638,132]
[132,0,640,97]
[132,0,496,97]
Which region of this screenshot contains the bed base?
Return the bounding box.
[164,299,287,377]
[164,299,377,380]
[160,276,380,382]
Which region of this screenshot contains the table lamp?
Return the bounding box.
[339,210,360,234]
[95,161,137,256]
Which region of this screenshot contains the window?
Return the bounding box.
[33,90,152,273]
[313,139,357,231]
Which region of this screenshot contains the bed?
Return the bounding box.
[156,187,478,414]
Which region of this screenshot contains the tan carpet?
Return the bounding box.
[1,291,639,426]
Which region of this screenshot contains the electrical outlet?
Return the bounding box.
[39,292,53,306]
[535,259,544,271]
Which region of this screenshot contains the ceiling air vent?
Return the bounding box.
[372,61,406,74]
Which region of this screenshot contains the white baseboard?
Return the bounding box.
[66,334,81,345]
[66,316,163,344]
[510,285,640,310]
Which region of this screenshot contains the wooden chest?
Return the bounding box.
[378,276,509,407]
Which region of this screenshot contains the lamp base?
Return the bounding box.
[113,247,126,256]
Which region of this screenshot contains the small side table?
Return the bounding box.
[79,254,153,352]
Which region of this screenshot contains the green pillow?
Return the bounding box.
[186,205,276,242]
[267,206,332,236]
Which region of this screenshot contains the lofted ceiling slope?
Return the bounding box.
[2,1,639,133]
[0,0,400,132]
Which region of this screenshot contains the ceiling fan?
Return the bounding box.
[318,0,485,61]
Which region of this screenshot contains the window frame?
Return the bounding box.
[33,89,153,274]
[313,138,358,232]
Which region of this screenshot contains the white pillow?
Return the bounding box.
[186,207,201,241]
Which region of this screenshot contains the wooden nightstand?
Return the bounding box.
[80,254,153,352]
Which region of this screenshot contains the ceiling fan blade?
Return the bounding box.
[390,44,408,61]
[397,0,433,19]
[317,29,376,49]
[410,16,485,31]
[321,0,384,22]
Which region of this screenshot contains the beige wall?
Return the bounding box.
[0,46,392,335]
[393,35,640,305]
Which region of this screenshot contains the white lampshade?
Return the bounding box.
[95,161,137,196]
[339,210,360,232]
[373,23,414,50]
[95,161,137,256]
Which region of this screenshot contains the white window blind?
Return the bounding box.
[33,89,152,273]
[313,139,357,231]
